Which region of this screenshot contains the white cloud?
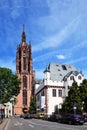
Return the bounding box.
[56,55,65,60]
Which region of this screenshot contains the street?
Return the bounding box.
[5,116,87,130]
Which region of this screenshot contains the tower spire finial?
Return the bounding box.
[23,24,25,32]
[22,24,26,42]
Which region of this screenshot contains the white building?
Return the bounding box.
[4,102,13,118]
[35,62,84,115]
[0,102,13,118]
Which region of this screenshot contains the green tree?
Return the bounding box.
[29,96,36,114]
[79,79,87,112]
[0,67,21,104]
[62,81,82,113]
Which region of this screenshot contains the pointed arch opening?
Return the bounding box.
[23,75,27,89]
[23,89,27,106]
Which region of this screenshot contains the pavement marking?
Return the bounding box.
[29,124,34,128]
[14,122,23,126]
[28,121,79,130]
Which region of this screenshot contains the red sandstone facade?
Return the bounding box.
[14,28,35,114]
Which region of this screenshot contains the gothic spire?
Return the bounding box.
[22,24,26,42]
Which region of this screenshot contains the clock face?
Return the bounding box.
[23,53,26,57]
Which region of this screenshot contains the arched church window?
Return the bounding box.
[23,89,27,106]
[23,76,27,88]
[23,51,26,70]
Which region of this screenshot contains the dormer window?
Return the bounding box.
[78,75,81,80]
[62,65,67,70]
[60,74,62,76]
[70,76,74,80]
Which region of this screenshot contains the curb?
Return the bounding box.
[84,122,87,125]
[0,118,9,130]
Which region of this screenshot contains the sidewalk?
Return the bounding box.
[84,122,87,125]
[0,118,9,130]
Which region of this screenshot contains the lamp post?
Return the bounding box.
[81,101,84,115]
[73,102,77,115]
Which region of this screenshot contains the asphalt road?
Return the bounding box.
[5,116,87,130]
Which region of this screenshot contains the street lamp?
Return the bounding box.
[81,101,84,115]
[73,102,77,114]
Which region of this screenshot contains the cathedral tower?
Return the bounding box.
[14,27,35,114]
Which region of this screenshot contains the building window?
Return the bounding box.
[58,90,62,97]
[23,90,27,106]
[23,76,27,88]
[19,50,21,72]
[23,57,26,70]
[62,65,67,70]
[70,76,74,80]
[41,90,45,96]
[52,89,56,97]
[78,75,81,80]
[19,61,21,73]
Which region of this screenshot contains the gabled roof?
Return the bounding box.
[44,62,77,81]
[63,71,83,81]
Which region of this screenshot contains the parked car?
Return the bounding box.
[37,112,45,119]
[20,114,24,118]
[23,113,31,119]
[48,114,56,121]
[83,114,87,122]
[59,114,84,125]
[48,114,62,122]
[43,114,51,120]
[55,114,62,122]
[30,114,36,118]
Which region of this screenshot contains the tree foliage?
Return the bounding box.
[29,96,36,114]
[0,67,21,104]
[62,81,82,113]
[62,79,87,113]
[79,79,87,101]
[79,79,87,111]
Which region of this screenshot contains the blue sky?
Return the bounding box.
[0,0,87,79]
